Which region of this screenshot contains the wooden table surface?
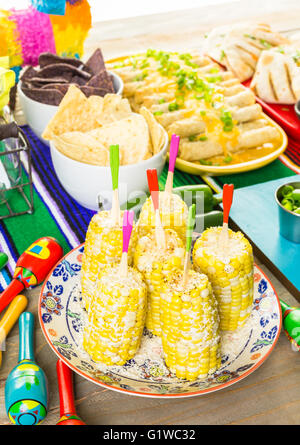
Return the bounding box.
[2,0,300,426]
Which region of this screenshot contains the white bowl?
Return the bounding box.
[50,129,168,210]
[18,71,124,145]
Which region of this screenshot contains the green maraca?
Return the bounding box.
[280,300,300,351]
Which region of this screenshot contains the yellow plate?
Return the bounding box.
[173,114,288,176]
[107,55,288,176]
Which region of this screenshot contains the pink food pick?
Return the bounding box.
[122,210,134,253]
[168,134,180,173]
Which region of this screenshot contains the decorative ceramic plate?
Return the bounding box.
[38,243,281,398]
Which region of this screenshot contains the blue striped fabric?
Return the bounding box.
[23,127,96,243]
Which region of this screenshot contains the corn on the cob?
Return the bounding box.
[83,264,147,365]
[138,191,188,242]
[193,227,254,331]
[161,269,221,381]
[134,228,185,336]
[81,211,136,311]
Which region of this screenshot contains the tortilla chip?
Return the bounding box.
[80,85,109,97]
[53,133,109,166]
[95,94,132,125]
[39,52,88,70]
[89,114,149,164]
[20,66,38,82]
[139,106,166,154]
[86,70,114,92]
[21,86,63,105]
[86,48,105,75]
[40,83,70,94]
[30,76,69,84]
[36,64,91,82]
[42,85,102,139]
[71,75,87,86]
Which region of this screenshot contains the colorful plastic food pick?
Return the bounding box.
[147,168,166,249]
[56,360,85,425]
[5,312,48,425]
[0,252,8,271]
[165,134,180,194]
[280,299,300,351]
[182,204,196,287]
[220,183,234,249]
[119,210,134,277]
[110,144,120,226]
[0,294,28,368]
[0,237,63,314]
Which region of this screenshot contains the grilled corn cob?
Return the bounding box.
[83,264,147,365]
[161,269,221,381]
[193,227,254,331]
[134,228,184,336]
[138,191,188,242]
[81,211,136,310]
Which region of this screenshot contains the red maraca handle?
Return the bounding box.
[57,359,77,417]
[223,184,234,224]
[147,169,159,211]
[0,280,25,314]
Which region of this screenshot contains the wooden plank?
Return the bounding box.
[83,0,300,59]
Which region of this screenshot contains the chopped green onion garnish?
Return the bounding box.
[168,102,180,112]
[199,159,212,165]
[224,155,232,163]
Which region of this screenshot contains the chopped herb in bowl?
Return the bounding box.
[279,184,300,214]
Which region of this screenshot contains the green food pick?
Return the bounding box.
[0,252,8,271]
[109,145,120,225]
[182,204,196,286]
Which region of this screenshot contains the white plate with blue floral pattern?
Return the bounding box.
[39,243,281,398]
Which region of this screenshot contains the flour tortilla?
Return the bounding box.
[251,48,300,104]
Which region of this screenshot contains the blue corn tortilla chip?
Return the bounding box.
[21,86,64,105]
[21,49,114,106]
[86,49,105,75]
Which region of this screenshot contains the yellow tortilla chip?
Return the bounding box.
[53,132,109,166]
[43,85,103,140]
[139,106,166,154]
[96,94,132,125]
[87,95,104,117]
[89,114,149,165]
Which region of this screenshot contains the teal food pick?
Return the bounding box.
[5,312,48,425]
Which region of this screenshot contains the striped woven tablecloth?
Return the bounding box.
[0,126,299,291]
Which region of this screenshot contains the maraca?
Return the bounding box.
[280,299,300,351]
[0,294,28,367]
[0,237,63,313]
[5,312,48,425]
[56,359,85,425]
